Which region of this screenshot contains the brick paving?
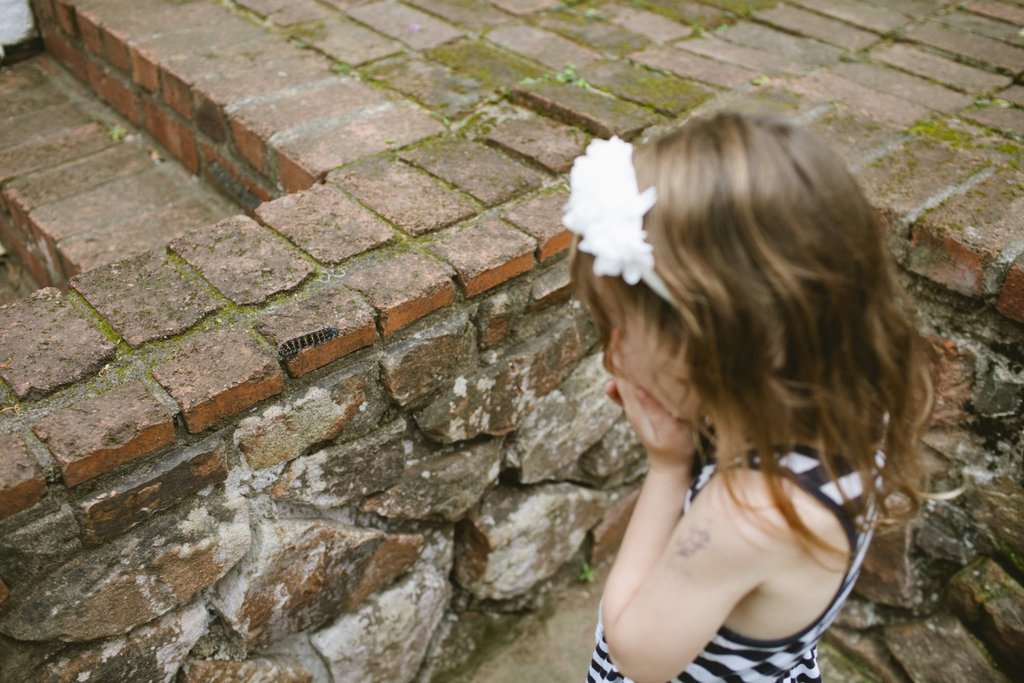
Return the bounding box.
[1,0,1023,679]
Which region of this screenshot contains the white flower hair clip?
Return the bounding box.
[562,136,673,304]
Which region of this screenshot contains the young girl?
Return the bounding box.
[564,113,933,683]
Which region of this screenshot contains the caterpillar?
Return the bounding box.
[277,326,340,358]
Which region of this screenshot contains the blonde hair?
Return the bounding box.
[572,112,933,556]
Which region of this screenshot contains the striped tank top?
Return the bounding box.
[587,447,879,683]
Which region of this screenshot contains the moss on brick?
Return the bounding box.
[580,61,712,115]
[430,39,545,90]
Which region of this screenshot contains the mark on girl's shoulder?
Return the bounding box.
[675,527,710,559]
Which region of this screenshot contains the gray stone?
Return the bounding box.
[0,492,249,642]
[363,438,502,521]
[270,418,407,508]
[381,311,477,407]
[0,505,83,592]
[180,657,314,683]
[973,364,1022,418]
[948,558,1024,671]
[316,355,391,442]
[311,532,452,683]
[884,617,1010,683]
[564,417,646,488]
[455,484,607,600]
[505,354,620,483]
[210,518,422,651]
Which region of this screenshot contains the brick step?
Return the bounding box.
[0,56,236,287]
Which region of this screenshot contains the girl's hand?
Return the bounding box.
[608,377,698,474]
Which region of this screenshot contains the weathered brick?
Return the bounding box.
[74,435,228,545]
[476,290,520,349]
[757,4,878,51]
[790,0,911,34]
[152,329,285,433]
[0,62,66,118]
[0,288,115,401]
[265,0,327,26]
[69,250,220,347]
[142,99,198,173]
[905,20,1024,74]
[485,112,589,174]
[630,46,759,89]
[534,10,650,56]
[512,80,665,140]
[332,159,476,236]
[787,70,931,128]
[490,0,561,14]
[0,103,92,153]
[833,61,975,113]
[601,5,691,44]
[199,141,273,212]
[255,288,376,377]
[402,138,545,207]
[406,0,511,31]
[532,259,572,309]
[968,0,1024,26]
[948,557,1024,671]
[503,190,572,262]
[343,251,454,336]
[591,488,640,564]
[803,104,899,170]
[363,57,487,119]
[0,122,112,185]
[679,36,804,76]
[381,311,476,406]
[430,219,536,296]
[0,433,46,520]
[999,85,1024,108]
[170,215,314,306]
[181,658,314,683]
[579,60,713,116]
[304,14,403,66]
[910,169,1024,297]
[870,42,1011,94]
[32,383,176,488]
[885,617,1011,683]
[965,105,1024,138]
[486,24,601,71]
[996,253,1024,322]
[38,20,87,83]
[348,1,463,49]
[430,38,545,89]
[85,58,139,124]
[939,9,1024,47]
[255,184,393,263]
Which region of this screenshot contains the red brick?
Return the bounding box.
[142,100,198,173]
[86,58,139,124]
[601,5,691,44]
[910,169,1024,297]
[996,254,1024,322]
[531,260,572,309]
[37,21,88,83]
[939,9,1024,46]
[31,383,176,488]
[968,0,1024,26]
[256,184,393,262]
[75,435,228,544]
[758,4,878,51]
[402,138,545,206]
[0,288,115,401]
[630,46,759,89]
[486,25,601,71]
[490,0,560,14]
[513,79,665,140]
[153,329,285,433]
[790,0,912,34]
[965,105,1024,138]
[905,20,1024,74]
[788,70,930,129]
[362,57,487,119]
[0,433,47,520]
[199,142,273,212]
[406,0,512,31]
[170,215,314,306]
[331,159,476,236]
[429,218,536,297]
[833,61,974,113]
[347,1,463,50]
[502,191,572,262]
[76,5,103,55]
[53,0,78,36]
[343,252,454,336]
[870,43,1011,94]
[305,14,403,66]
[69,250,222,347]
[485,112,588,174]
[256,288,376,377]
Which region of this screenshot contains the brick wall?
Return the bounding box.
[1,0,1023,681]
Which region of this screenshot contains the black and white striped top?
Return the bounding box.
[587,448,879,683]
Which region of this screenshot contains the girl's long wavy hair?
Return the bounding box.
[572,112,934,558]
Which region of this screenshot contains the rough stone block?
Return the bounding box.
[855,520,915,608]
[364,438,502,521]
[402,138,545,207]
[32,382,176,488]
[948,558,1024,671]
[572,416,646,489]
[429,219,536,297]
[996,253,1024,323]
[170,215,314,306]
[454,483,606,600]
[343,251,454,337]
[271,418,407,509]
[210,518,422,650]
[0,433,46,520]
[885,617,1010,683]
[512,80,666,140]
[476,290,522,349]
[152,329,285,434]
[70,250,221,347]
[74,434,228,545]
[531,260,572,309]
[381,311,476,407]
[485,112,588,174]
[255,184,394,265]
[332,159,476,236]
[181,658,314,683]
[591,487,641,564]
[0,491,249,642]
[416,315,587,442]
[0,287,116,401]
[502,191,573,262]
[348,0,463,49]
[972,477,1024,568]
[255,287,377,377]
